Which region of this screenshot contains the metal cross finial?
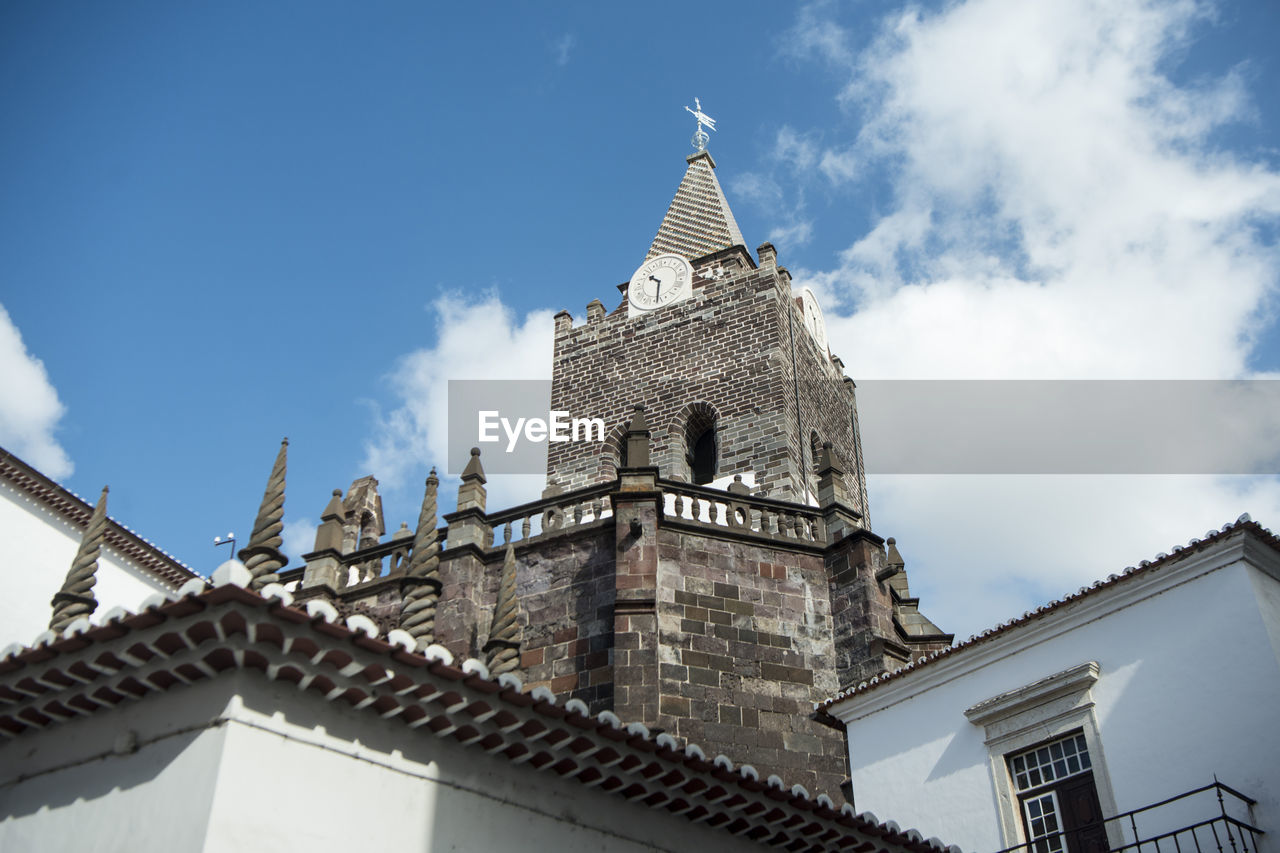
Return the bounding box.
[685,97,717,151]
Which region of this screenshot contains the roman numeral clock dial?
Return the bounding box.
[800,287,828,352]
[627,254,693,317]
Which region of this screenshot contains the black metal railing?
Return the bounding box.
[994,780,1264,853]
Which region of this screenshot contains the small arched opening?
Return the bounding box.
[602,419,630,477]
[681,403,720,486]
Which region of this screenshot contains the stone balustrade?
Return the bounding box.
[485,483,615,547]
[659,479,825,544]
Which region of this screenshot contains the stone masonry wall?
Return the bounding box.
[782,286,871,522]
[548,247,867,517]
[653,525,848,798]
[489,527,618,714]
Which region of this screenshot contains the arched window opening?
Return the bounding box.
[691,427,716,485]
[358,510,380,549]
[600,421,630,480]
[682,403,719,486]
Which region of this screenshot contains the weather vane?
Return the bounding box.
[685,97,717,152]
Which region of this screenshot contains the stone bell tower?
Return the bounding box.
[546,148,871,521]
[292,114,951,801]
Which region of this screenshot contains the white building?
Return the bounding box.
[820,516,1280,853]
[0,564,940,853]
[0,447,197,645]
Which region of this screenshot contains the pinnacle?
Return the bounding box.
[645,151,746,262]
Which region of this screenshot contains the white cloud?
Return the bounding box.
[552,33,575,67]
[774,126,819,172]
[781,2,857,71]
[873,474,1280,639]
[0,304,72,479]
[730,172,783,206]
[767,220,814,249]
[780,0,1280,638]
[363,291,555,511]
[796,0,1280,379]
[819,147,858,184]
[282,518,317,567]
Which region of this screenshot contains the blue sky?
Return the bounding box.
[2,0,1278,640]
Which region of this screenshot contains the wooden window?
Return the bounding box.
[1009,733,1108,853]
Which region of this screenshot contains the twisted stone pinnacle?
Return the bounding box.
[484,542,523,675]
[399,469,442,647]
[239,438,289,591]
[50,486,109,633]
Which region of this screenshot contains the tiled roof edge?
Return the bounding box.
[0,573,959,853]
[815,514,1280,711]
[0,447,198,588]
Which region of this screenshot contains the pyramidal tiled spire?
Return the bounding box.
[645,151,746,261]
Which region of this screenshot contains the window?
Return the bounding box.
[689,428,713,484]
[1009,734,1108,853]
[965,662,1121,853]
[680,403,719,485]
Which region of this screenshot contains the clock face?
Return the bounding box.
[628,254,693,316]
[800,287,828,351]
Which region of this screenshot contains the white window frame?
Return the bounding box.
[1021,789,1065,853]
[964,661,1123,852]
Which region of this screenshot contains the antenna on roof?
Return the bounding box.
[213,532,236,558]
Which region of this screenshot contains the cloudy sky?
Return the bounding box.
[2,0,1277,642]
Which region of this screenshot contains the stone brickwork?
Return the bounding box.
[286,149,953,804]
[654,523,848,797]
[548,244,868,520]
[827,531,953,688]
[502,527,618,712]
[294,458,951,803]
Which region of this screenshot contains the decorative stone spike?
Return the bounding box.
[311,489,346,552]
[885,537,905,570]
[399,469,442,648]
[625,404,651,468]
[816,440,852,508]
[456,447,487,513]
[50,486,109,633]
[483,543,523,676]
[238,439,289,592]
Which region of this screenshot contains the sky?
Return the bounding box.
[2,0,1279,643]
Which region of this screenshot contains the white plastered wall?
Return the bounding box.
[0,482,177,646]
[834,554,1280,853]
[0,671,755,853]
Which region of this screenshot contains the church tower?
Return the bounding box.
[547,147,872,523]
[294,105,951,802]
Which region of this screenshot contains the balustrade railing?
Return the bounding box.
[659,479,825,544]
[323,526,448,591]
[486,482,615,547]
[298,476,833,591]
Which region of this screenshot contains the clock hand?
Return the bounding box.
[649,274,662,300]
